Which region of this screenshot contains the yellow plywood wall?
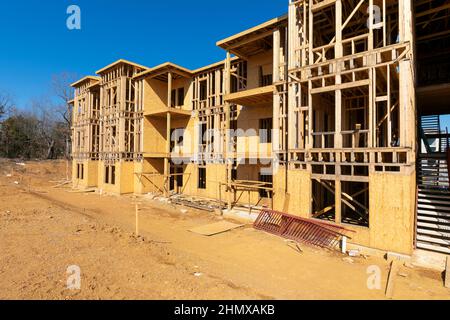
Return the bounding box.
[97,161,120,194]
[86,161,99,187]
[119,161,136,194]
[143,117,166,155]
[71,161,80,188]
[273,168,416,255]
[97,160,136,194]
[234,164,270,205]
[171,117,196,157]
[236,104,273,159]
[181,163,227,200]
[367,171,416,254]
[144,78,167,114]
[246,52,273,89]
[172,78,193,112]
[134,159,165,195]
[180,163,197,196]
[273,168,312,217]
[72,160,98,189]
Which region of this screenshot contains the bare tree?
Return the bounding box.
[32,98,57,159]
[51,72,78,158]
[0,92,14,120]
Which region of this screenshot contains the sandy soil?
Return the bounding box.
[0,159,449,300]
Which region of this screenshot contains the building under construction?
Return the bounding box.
[71,0,450,256]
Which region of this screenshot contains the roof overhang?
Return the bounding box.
[192,56,241,75]
[134,62,192,82]
[217,15,287,58]
[71,76,101,88]
[96,59,148,75]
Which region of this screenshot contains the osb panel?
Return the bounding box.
[143,117,166,154]
[180,164,227,201]
[180,163,198,197]
[236,104,273,159]
[72,160,98,189]
[97,161,121,194]
[86,161,99,188]
[145,78,167,114]
[119,161,136,194]
[246,52,273,89]
[235,164,267,205]
[368,172,416,255]
[205,164,227,200]
[273,168,311,218]
[172,78,193,112]
[134,160,165,195]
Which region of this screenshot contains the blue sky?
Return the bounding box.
[0,0,287,109]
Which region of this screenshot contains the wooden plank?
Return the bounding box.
[189,221,245,236]
[445,256,450,288]
[385,260,399,299]
[310,79,370,94]
[312,0,336,12]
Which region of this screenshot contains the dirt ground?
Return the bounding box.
[0,159,449,300]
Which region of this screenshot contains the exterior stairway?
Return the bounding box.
[417,115,450,254]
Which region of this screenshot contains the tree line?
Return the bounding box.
[0,73,75,160]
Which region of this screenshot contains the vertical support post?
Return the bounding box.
[225,52,233,211]
[164,72,173,198]
[165,112,171,197]
[307,0,314,152]
[167,71,173,108]
[368,0,374,51]
[398,0,415,151]
[335,180,342,225]
[335,0,343,224]
[135,204,139,236]
[119,75,127,154]
[274,29,281,83]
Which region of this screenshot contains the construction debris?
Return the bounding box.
[286,240,303,254]
[53,181,71,188]
[68,189,96,194]
[171,195,221,213]
[342,257,354,264]
[189,221,244,237]
[347,250,360,257]
[387,252,411,264]
[254,209,354,250]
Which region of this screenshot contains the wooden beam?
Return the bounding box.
[385,261,400,299]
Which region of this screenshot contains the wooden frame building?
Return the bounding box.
[71,0,450,256]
